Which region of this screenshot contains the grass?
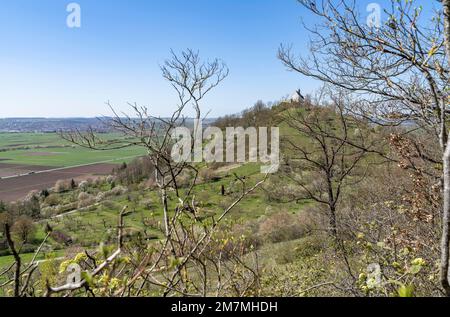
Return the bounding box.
[0,250,65,271]
[0,112,314,285]
[0,133,68,149]
[10,160,307,259]
[0,147,145,167]
[0,132,146,167]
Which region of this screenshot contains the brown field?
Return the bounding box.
[0,163,116,202]
[0,163,54,178]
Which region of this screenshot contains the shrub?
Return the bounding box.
[199,168,218,183]
[263,178,303,203]
[78,192,92,201]
[102,200,119,210]
[114,157,155,185]
[78,181,89,192]
[176,171,194,188]
[78,196,96,209]
[77,192,96,209]
[54,180,71,193]
[12,216,36,243]
[144,177,156,189]
[0,212,13,233]
[45,194,61,207]
[106,175,116,184]
[40,189,50,198]
[96,192,106,203]
[0,201,6,212]
[110,186,128,196]
[94,177,106,188]
[196,191,213,207]
[141,199,153,210]
[258,211,310,243]
[56,202,78,215]
[293,234,326,259]
[22,191,41,219]
[50,231,73,246]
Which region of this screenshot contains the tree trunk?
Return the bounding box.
[161,188,170,238]
[440,0,450,297]
[329,206,338,239]
[441,145,450,296]
[444,0,450,65]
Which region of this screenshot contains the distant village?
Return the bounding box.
[0,118,113,133]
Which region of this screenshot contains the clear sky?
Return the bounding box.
[0,0,437,118]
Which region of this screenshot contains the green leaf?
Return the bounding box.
[409,265,422,275]
[397,284,415,297]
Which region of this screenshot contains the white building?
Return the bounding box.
[290,90,304,103]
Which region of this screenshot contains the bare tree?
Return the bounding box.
[53,49,266,297]
[0,220,51,297]
[283,93,373,237]
[279,0,450,296]
[280,90,378,286]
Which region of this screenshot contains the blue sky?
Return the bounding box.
[0,0,437,118]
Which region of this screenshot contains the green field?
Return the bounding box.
[0,133,146,167]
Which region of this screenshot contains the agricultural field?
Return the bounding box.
[0,133,146,202]
[0,133,145,168]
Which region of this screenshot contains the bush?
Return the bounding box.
[45,194,61,207]
[78,192,92,201]
[263,178,303,203]
[114,157,155,185]
[78,197,96,209]
[12,216,36,243]
[199,168,218,183]
[93,177,106,188]
[0,212,13,232]
[106,175,116,184]
[102,200,119,210]
[258,211,311,243]
[110,186,128,196]
[56,202,78,215]
[50,231,73,246]
[140,199,153,210]
[293,234,326,258]
[96,192,106,203]
[176,171,194,188]
[54,180,71,193]
[78,181,89,192]
[77,193,96,209]
[138,178,156,190]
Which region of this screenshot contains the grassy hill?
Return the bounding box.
[0,101,403,297]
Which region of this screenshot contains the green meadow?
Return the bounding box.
[0,133,146,167]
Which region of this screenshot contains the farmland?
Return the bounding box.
[0,163,118,202]
[0,133,145,168]
[0,133,146,201]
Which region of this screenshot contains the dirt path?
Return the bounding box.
[216,164,242,174]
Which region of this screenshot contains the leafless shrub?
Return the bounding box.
[54,180,71,193]
[258,211,311,243]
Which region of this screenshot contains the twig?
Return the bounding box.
[45,207,128,296]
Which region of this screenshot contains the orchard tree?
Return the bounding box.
[12,216,36,243]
